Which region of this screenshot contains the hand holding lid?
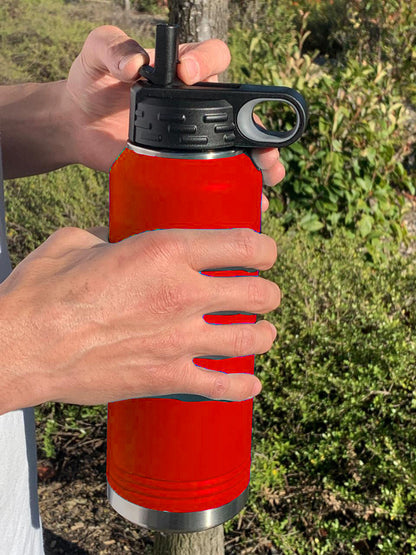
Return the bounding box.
[130,24,308,151]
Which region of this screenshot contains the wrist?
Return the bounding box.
[59,80,89,168]
[0,286,47,414]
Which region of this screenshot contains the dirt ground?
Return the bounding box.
[36,419,270,555]
[37,423,155,554]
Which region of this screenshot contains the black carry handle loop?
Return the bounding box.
[187,81,309,149]
[233,85,308,148]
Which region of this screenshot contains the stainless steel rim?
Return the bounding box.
[107,484,249,532]
[127,142,243,160]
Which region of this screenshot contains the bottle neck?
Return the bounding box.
[127,142,243,160]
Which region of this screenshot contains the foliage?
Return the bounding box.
[229,0,298,77]
[127,0,163,14]
[36,402,106,460]
[297,0,416,100]
[0,0,94,84]
[229,2,416,259]
[0,0,155,84]
[4,165,108,266]
[243,216,416,553]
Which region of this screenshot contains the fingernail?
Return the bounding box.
[119,53,146,73]
[118,55,131,72]
[181,57,200,82]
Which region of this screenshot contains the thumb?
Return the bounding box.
[82,25,149,82]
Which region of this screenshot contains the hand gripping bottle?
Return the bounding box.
[107,23,308,532]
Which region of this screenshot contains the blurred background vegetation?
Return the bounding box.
[1,0,416,553]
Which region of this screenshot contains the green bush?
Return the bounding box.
[4,165,108,266]
[298,0,416,101]
[241,216,416,553]
[229,2,415,258]
[127,0,162,14]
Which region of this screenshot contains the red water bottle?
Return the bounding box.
[107,23,307,532]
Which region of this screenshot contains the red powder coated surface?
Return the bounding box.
[107,149,262,512]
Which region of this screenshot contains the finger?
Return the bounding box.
[126,228,277,273]
[144,41,229,84]
[189,228,277,271]
[82,28,229,85]
[252,147,279,170]
[261,193,269,212]
[82,25,149,82]
[192,229,277,272]
[261,162,286,187]
[192,319,278,359]
[200,275,281,315]
[186,364,262,401]
[176,39,231,84]
[252,148,286,187]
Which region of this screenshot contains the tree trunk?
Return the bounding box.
[153,527,225,555]
[124,0,131,10]
[168,0,229,45]
[152,3,229,554]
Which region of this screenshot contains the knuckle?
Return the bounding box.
[108,36,141,67]
[90,24,121,40]
[138,361,177,396]
[141,231,184,269]
[234,325,256,355]
[233,229,257,262]
[85,25,116,50]
[206,39,231,71]
[47,227,90,254]
[84,27,98,46]
[208,38,230,57]
[208,372,229,400]
[248,279,267,307]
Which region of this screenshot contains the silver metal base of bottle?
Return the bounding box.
[107,484,249,533]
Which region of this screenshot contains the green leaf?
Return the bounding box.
[358,214,374,237]
[299,213,325,232]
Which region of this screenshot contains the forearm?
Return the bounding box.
[0,80,77,179]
